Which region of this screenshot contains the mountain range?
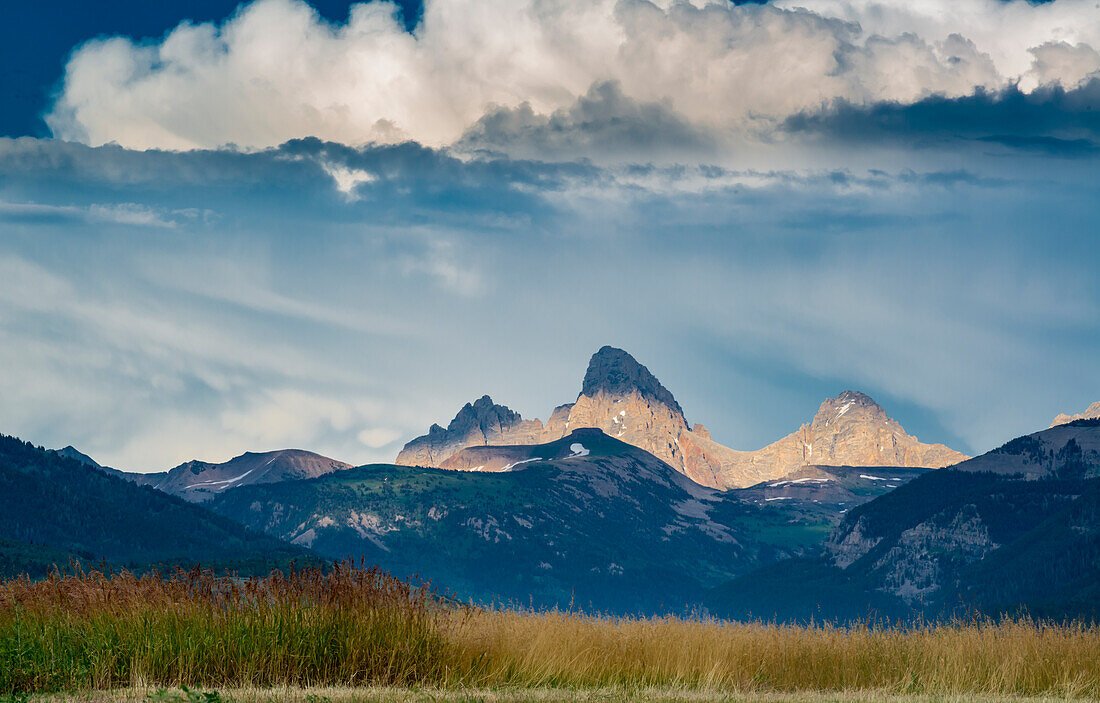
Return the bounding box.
[205,428,925,612]
[397,346,967,488]
[2,345,1096,622]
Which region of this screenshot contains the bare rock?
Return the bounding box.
[393,349,969,491]
[1051,401,1100,428]
[395,395,544,467]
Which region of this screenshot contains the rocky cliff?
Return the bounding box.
[396,347,968,489]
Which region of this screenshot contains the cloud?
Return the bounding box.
[783,78,1100,155]
[1028,41,1100,88]
[0,200,183,227]
[0,134,1097,468]
[457,81,716,161]
[44,0,1100,154]
[357,427,401,448]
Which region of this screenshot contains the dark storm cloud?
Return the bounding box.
[784,79,1100,156]
[456,82,717,161]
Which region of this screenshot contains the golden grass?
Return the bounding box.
[25,688,1100,703]
[3,566,1100,698]
[442,610,1100,696]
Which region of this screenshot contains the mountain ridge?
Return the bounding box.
[151,449,353,502]
[209,427,922,613]
[396,346,967,488]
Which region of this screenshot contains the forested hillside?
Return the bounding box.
[0,434,316,577]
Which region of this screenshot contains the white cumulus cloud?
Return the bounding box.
[45,0,1100,152]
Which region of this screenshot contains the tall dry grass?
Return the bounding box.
[443,610,1100,696]
[3,566,1099,697]
[0,562,446,692]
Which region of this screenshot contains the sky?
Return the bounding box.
[1,0,1098,472]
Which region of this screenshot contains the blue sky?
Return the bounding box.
[1,0,1098,471]
[0,0,422,137]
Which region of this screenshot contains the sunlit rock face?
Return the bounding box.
[1051,401,1100,428]
[395,347,968,489]
[394,395,546,467]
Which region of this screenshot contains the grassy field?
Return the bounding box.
[23,688,1100,702]
[3,565,1099,699]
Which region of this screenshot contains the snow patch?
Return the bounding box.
[501,457,542,471]
[568,443,590,457]
[834,400,856,421]
[768,477,832,487]
[184,468,255,490]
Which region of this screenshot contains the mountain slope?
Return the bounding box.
[706,419,1100,623]
[140,449,352,502]
[0,537,88,579]
[210,428,923,614]
[397,346,967,489]
[0,433,315,577]
[48,445,166,484]
[948,420,1100,478]
[49,445,102,469]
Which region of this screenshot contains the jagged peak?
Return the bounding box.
[447,394,523,433]
[834,390,877,406]
[581,346,685,420]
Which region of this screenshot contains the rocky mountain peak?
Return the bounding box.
[395,352,968,490]
[448,395,522,435]
[396,395,545,467]
[581,346,685,420]
[1051,401,1100,428]
[811,390,888,428]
